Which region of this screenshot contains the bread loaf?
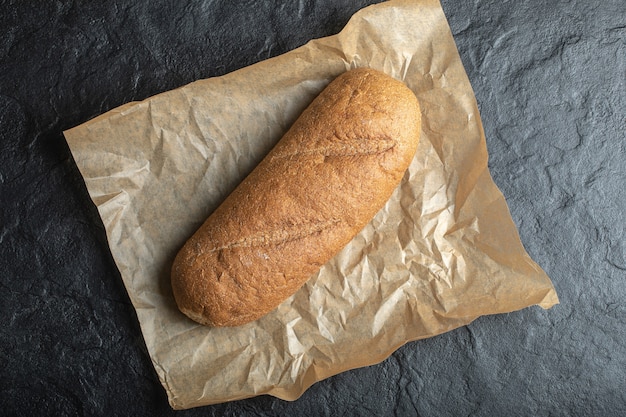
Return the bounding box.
[171,68,421,326]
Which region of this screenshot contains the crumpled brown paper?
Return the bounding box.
[64,0,558,409]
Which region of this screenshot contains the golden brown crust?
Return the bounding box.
[171,68,421,326]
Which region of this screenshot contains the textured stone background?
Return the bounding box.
[1,1,624,415]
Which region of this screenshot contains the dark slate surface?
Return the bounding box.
[1,1,624,415]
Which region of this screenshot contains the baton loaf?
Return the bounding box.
[171,68,421,326]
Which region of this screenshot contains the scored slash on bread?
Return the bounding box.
[271,135,397,161]
[199,218,342,254]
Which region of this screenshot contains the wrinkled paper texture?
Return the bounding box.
[64,0,558,409]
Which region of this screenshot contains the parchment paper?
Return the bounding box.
[64,0,558,409]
